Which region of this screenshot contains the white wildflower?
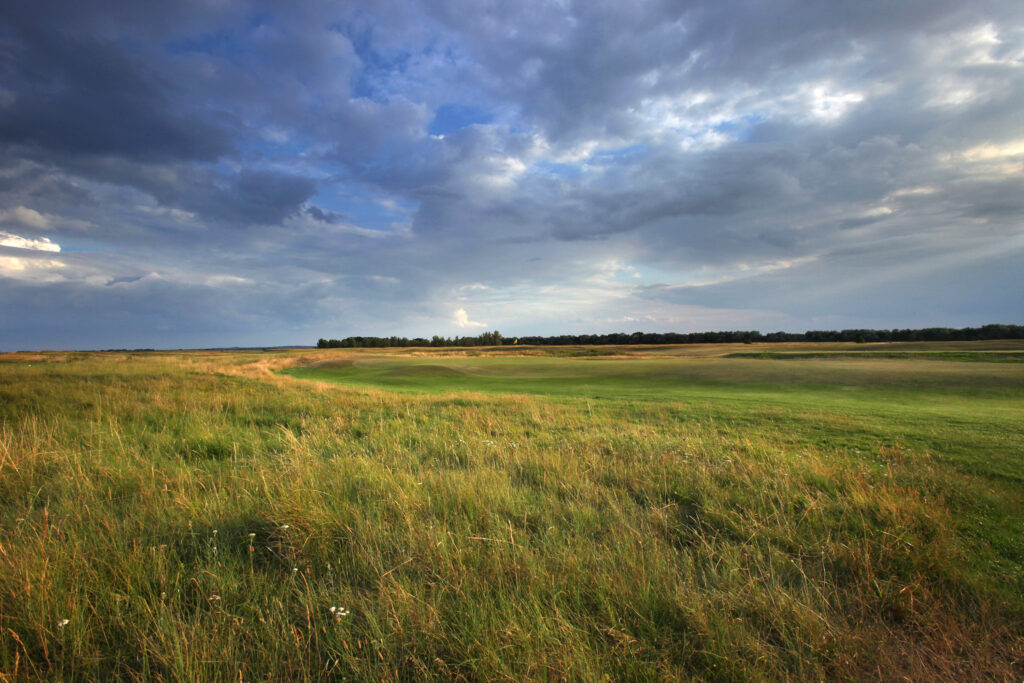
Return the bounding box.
[56,619,69,629]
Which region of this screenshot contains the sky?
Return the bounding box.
[1,1,1023,350]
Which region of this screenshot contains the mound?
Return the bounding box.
[310,359,355,370]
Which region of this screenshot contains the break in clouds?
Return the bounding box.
[1,0,1022,349]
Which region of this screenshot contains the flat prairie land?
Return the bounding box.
[1,342,1022,680]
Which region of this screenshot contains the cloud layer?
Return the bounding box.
[1,0,1022,348]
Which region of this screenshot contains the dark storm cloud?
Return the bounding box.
[1,0,1022,349]
[0,17,235,162]
[42,158,318,227]
[226,170,318,225]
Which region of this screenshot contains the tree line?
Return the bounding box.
[318,331,505,348]
[317,324,1023,348]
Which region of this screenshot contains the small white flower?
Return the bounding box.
[248,532,256,538]
[292,567,298,573]
[208,595,221,602]
[280,524,290,530]
[212,529,218,536]
[56,619,69,629]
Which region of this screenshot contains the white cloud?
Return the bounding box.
[664,255,819,289]
[0,231,61,252]
[203,274,252,287]
[0,255,66,282]
[962,140,1024,161]
[805,84,864,122]
[586,260,641,285]
[887,186,939,198]
[453,308,487,328]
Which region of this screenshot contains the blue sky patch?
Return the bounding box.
[429,103,495,136]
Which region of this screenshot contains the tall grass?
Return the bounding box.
[0,348,1022,680]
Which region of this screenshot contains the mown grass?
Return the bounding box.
[725,351,1024,362]
[1,344,1022,680]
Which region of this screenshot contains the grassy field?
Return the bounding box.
[1,343,1023,680]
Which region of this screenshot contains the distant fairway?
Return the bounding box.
[285,347,1024,484]
[284,351,1024,406]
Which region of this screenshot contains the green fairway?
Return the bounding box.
[283,353,1024,406]
[284,353,1024,474]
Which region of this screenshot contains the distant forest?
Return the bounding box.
[317,324,1024,348]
